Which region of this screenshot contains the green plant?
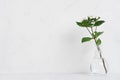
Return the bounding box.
[76,16,107,74]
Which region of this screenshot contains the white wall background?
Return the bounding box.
[0,0,120,74]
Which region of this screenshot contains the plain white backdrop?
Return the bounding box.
[0,0,120,74]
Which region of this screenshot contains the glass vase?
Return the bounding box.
[90,49,108,74]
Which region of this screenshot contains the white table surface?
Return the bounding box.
[0,73,119,80]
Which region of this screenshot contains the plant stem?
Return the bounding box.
[86,27,92,36]
[95,26,97,32]
[88,27,107,74]
[91,27,94,34]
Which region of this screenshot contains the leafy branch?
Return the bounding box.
[76,16,107,74]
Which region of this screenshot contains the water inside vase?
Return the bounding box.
[90,50,106,74]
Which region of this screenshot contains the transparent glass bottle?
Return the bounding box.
[90,47,108,74]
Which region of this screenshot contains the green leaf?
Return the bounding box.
[81,37,92,43]
[76,19,93,27]
[87,16,91,21]
[76,22,84,27]
[81,20,93,27]
[94,31,104,38]
[96,38,101,45]
[94,20,105,26]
